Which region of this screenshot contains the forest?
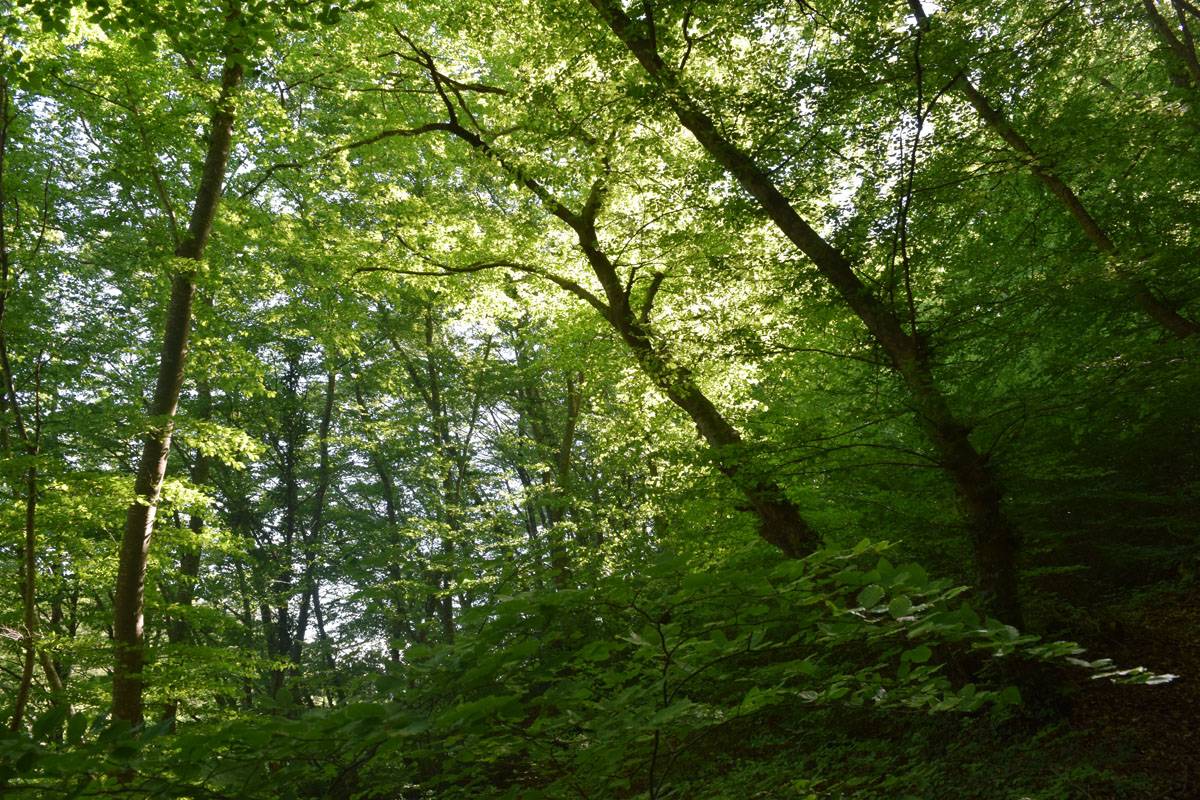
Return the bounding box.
[0,0,1198,796]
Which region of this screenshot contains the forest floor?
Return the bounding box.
[1061,583,1200,799]
[751,581,1200,800]
[920,581,1200,800]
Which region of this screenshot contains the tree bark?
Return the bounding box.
[910,0,1199,340]
[1142,0,1200,88]
[111,46,244,727]
[431,117,820,559]
[588,0,1021,621]
[299,370,338,676]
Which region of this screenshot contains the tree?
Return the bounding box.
[110,2,246,726]
[584,0,1024,621]
[910,0,1199,339]
[0,1,1192,796]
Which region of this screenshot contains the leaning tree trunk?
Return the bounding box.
[430,117,821,559]
[596,252,820,560]
[909,0,1199,340]
[111,51,244,727]
[587,0,1022,622]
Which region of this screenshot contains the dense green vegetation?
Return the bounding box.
[1,0,1198,796]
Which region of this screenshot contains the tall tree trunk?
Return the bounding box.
[0,84,53,727]
[587,0,1021,621]
[298,370,338,676]
[377,457,417,660]
[226,494,269,707]
[545,374,582,585]
[0,357,58,734]
[111,44,244,726]
[413,311,459,642]
[512,331,584,587]
[355,382,420,658]
[910,0,1199,340]
[9,464,38,732]
[47,560,76,692]
[311,586,334,670]
[232,558,257,709]
[272,353,305,694]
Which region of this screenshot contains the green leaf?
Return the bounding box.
[857,584,885,608]
[888,595,913,618]
[31,706,67,741]
[903,645,932,664]
[998,686,1022,705]
[66,712,88,745]
[580,640,615,661]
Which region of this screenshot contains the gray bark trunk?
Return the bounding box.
[111,46,244,726]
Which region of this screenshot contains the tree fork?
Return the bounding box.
[578,230,822,559]
[1141,0,1200,88]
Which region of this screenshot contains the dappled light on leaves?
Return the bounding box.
[0,0,1196,797]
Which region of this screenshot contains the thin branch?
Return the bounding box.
[125,89,181,247]
[239,122,453,200]
[679,1,698,72]
[355,244,610,317]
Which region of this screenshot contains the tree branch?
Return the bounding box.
[639,271,666,324]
